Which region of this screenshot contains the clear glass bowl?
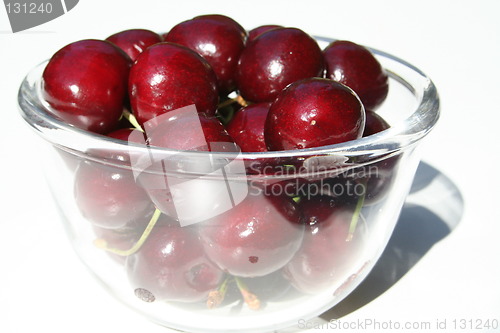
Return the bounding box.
[18,37,439,333]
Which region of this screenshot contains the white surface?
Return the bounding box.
[1,0,500,332]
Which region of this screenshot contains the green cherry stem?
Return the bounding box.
[207,275,231,309]
[122,109,143,131]
[347,183,366,242]
[94,208,162,256]
[234,277,261,310]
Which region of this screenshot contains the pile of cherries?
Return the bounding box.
[42,14,395,309]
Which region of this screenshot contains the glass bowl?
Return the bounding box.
[18,37,439,333]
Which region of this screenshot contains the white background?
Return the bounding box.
[1,0,500,332]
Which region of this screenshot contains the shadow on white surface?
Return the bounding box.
[320,161,464,320]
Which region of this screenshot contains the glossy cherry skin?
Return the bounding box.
[363,110,390,137]
[42,39,131,134]
[236,27,324,102]
[128,43,219,129]
[284,198,365,294]
[74,161,154,229]
[265,78,365,151]
[248,25,282,41]
[106,29,162,61]
[324,40,389,111]
[164,16,247,93]
[126,223,224,303]
[193,14,247,40]
[226,102,270,152]
[197,193,304,277]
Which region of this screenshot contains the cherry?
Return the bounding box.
[136,109,240,222]
[146,109,237,152]
[236,27,324,102]
[42,39,131,134]
[92,127,148,164]
[284,197,365,294]
[126,222,224,303]
[298,195,341,225]
[309,111,395,207]
[307,111,393,206]
[324,40,389,111]
[247,25,282,42]
[106,29,162,61]
[349,110,397,205]
[164,16,247,93]
[197,193,304,277]
[107,127,142,142]
[265,78,365,151]
[226,102,270,152]
[363,110,390,137]
[193,14,247,40]
[128,43,219,129]
[74,161,154,229]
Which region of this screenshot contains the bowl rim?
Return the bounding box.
[18,36,440,163]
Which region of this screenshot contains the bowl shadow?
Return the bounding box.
[319,161,464,320]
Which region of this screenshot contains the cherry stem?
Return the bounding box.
[217,98,237,109]
[122,109,143,131]
[235,95,248,107]
[93,208,162,256]
[234,277,261,310]
[217,94,249,109]
[347,183,366,241]
[207,276,231,309]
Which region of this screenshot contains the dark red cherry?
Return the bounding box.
[363,110,390,137]
[97,127,148,164]
[284,201,365,294]
[42,39,131,134]
[197,193,304,277]
[164,16,247,93]
[128,43,219,129]
[236,27,324,102]
[106,29,162,61]
[315,111,393,205]
[359,157,399,205]
[74,161,154,229]
[146,109,237,152]
[226,102,270,152]
[265,78,365,151]
[126,223,224,303]
[247,25,282,41]
[193,14,247,40]
[324,40,389,111]
[354,110,397,205]
[299,194,340,225]
[137,109,239,221]
[107,127,143,142]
